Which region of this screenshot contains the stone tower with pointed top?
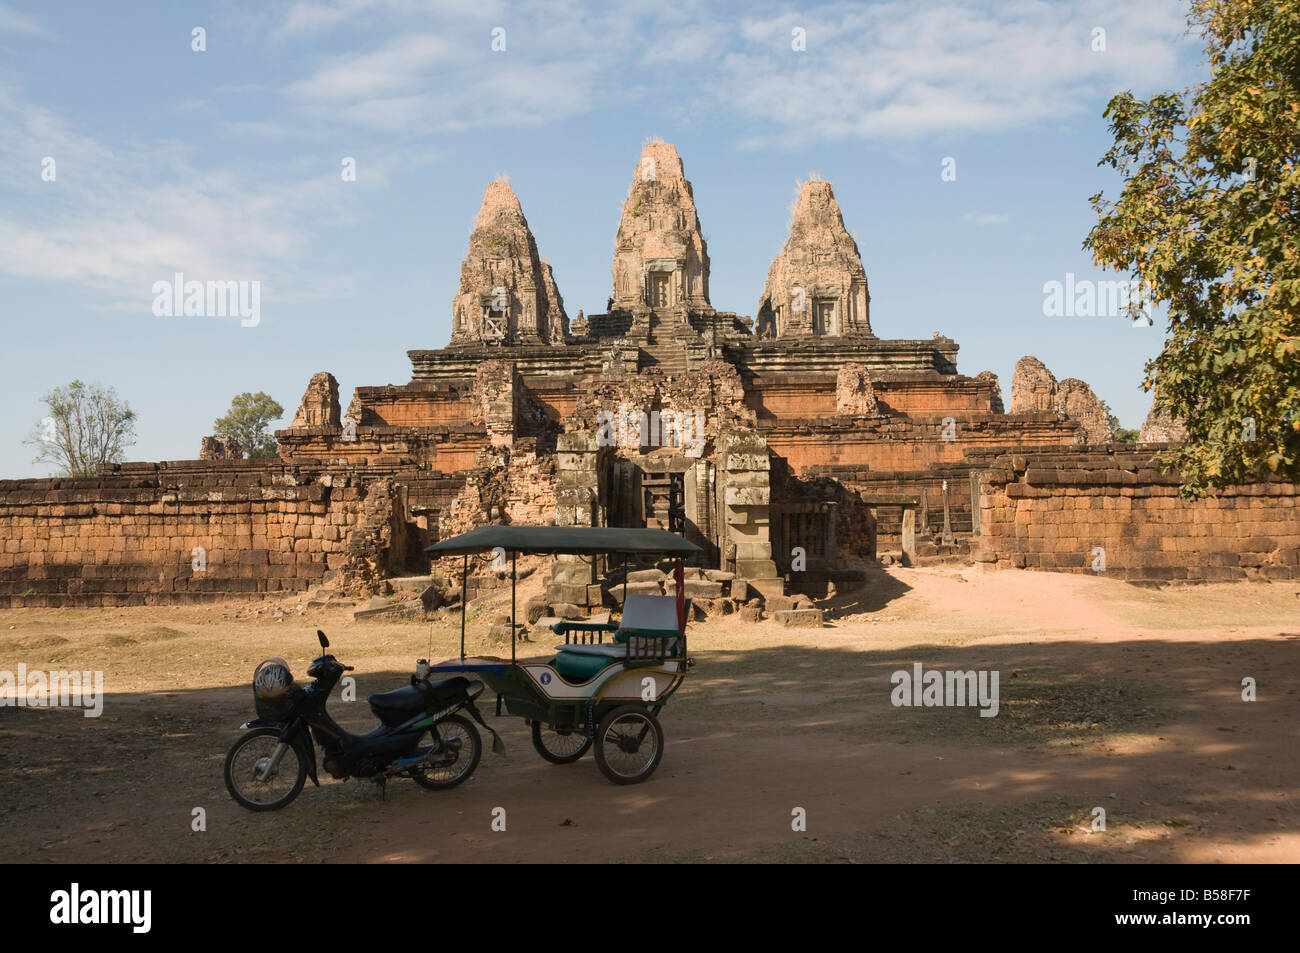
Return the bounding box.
[756,179,871,339]
[450,178,568,347]
[610,141,711,316]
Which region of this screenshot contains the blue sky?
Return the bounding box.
[0,0,1204,477]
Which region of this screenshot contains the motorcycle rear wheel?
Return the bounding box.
[224,727,307,811]
[412,714,482,790]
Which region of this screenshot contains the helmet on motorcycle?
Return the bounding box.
[253,657,293,699]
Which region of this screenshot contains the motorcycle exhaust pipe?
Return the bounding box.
[388,737,462,777]
[386,759,419,777]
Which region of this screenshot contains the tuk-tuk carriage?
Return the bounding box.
[426,525,699,784]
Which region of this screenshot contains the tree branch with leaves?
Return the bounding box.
[1084,0,1299,496]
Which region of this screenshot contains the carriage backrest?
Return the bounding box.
[617,593,686,637]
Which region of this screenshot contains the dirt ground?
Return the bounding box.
[2,564,1297,864]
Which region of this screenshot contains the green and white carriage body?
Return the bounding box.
[426,526,699,783]
[432,638,688,734]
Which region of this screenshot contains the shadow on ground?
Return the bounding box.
[1,633,1296,863]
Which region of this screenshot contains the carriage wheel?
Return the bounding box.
[593,705,663,785]
[531,721,593,764]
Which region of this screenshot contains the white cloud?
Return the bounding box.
[720,0,1191,143]
[0,85,362,309]
[640,22,731,65]
[0,3,46,36]
[286,33,459,104]
[282,18,609,132]
[275,0,461,37]
[278,0,389,35]
[267,0,1193,144]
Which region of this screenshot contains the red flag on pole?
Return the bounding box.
[674,558,685,632]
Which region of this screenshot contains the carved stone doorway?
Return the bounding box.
[642,471,685,534]
[649,272,672,309]
[812,299,835,336]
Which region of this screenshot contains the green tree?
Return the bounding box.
[26,380,137,477]
[1101,400,1141,443]
[1084,0,1300,496]
[214,392,284,459]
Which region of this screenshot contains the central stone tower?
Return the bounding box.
[609,141,712,351]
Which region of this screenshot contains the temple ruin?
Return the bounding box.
[273,142,1112,607]
[4,141,1295,611]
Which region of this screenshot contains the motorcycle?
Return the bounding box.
[224,630,504,811]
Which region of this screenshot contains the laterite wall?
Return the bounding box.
[972,450,1300,582]
[0,461,389,607]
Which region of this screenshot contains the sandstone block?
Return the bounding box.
[774,608,823,628]
[683,579,723,599]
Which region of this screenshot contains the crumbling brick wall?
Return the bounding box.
[339,477,408,592]
[811,464,978,549]
[438,440,557,539]
[767,414,1083,475]
[972,450,1300,582]
[0,462,403,607]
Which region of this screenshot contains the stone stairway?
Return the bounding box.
[641,344,689,377]
[640,310,691,377]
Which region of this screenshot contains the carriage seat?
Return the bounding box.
[552,651,618,683]
[552,594,687,681]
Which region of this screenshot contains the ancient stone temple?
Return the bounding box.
[1140,397,1188,443]
[19,139,1265,612]
[270,141,1109,608]
[1010,356,1111,444]
[291,372,341,428]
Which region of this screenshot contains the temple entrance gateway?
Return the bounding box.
[608,459,687,536]
[641,471,685,534]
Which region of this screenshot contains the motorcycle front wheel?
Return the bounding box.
[411,714,482,790]
[224,727,307,811]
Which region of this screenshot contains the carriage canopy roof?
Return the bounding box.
[426,525,701,557]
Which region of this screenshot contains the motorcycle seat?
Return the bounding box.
[368,684,428,712]
[369,676,467,714]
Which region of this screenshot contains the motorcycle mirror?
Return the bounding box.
[317,630,329,649]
